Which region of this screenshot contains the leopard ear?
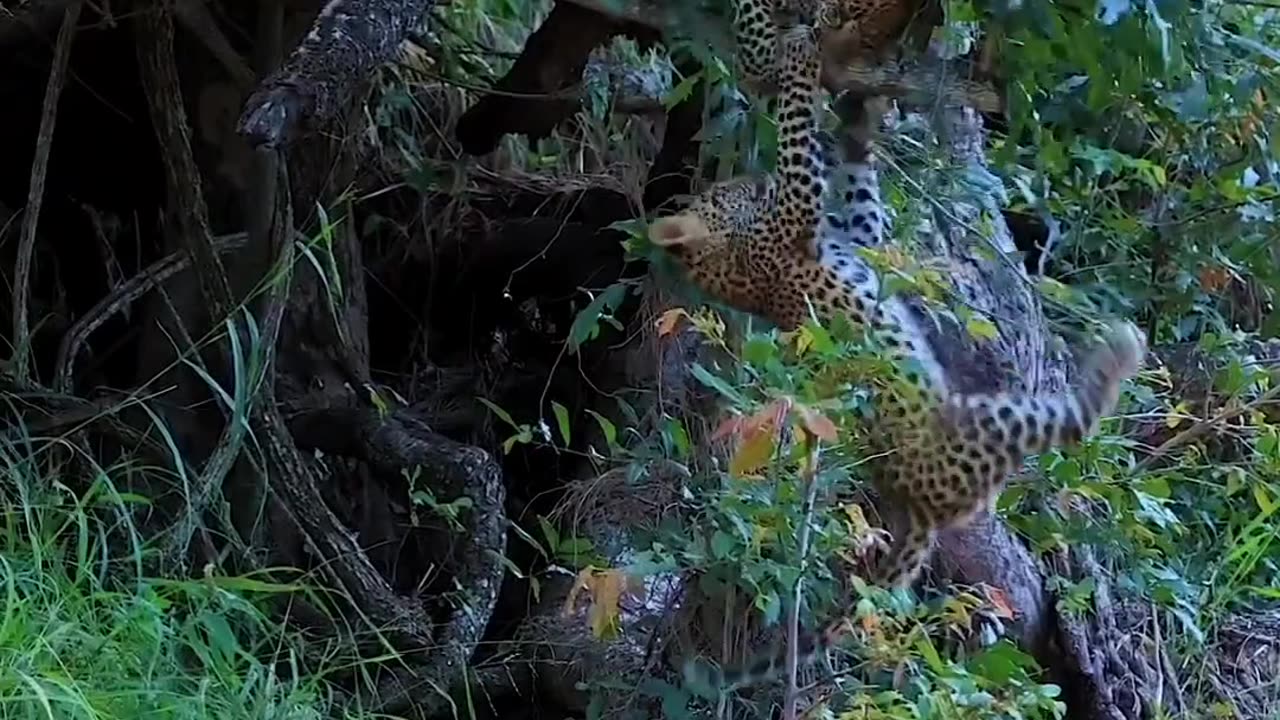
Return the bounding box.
[648,213,711,248]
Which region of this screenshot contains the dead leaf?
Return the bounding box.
[742,398,791,437]
[859,613,881,633]
[655,308,688,337]
[1199,266,1231,293]
[796,404,838,441]
[982,584,1017,620]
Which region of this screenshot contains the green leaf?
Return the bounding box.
[663,416,692,460]
[965,315,1000,341]
[551,401,572,446]
[568,283,629,354]
[585,409,619,451]
[742,337,776,366]
[968,640,1039,683]
[689,362,748,405]
[711,530,736,560]
[478,397,518,429]
[537,516,560,552]
[758,590,782,624]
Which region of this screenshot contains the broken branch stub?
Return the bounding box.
[237,0,438,150]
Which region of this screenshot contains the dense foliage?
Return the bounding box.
[2,0,1277,717]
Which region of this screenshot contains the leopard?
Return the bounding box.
[733,0,930,97]
[648,22,1146,693]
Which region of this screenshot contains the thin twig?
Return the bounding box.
[54,233,249,393]
[784,442,822,720]
[13,0,82,384]
[1135,382,1280,472]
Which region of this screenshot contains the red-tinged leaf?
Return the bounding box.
[1199,266,1231,292]
[743,398,791,438]
[710,414,744,443]
[983,584,1017,620]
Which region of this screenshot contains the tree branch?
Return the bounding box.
[289,405,508,714]
[54,234,250,394]
[136,0,232,319]
[237,0,438,150]
[13,0,80,384]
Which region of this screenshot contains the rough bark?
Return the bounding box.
[237,0,438,150]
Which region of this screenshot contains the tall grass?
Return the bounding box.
[0,435,360,720]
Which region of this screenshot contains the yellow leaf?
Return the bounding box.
[1166,401,1190,429]
[751,524,778,553]
[562,567,595,617]
[689,308,727,342]
[793,326,814,355]
[587,569,629,639]
[731,425,777,477]
[561,567,638,640]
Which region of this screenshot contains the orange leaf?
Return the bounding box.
[562,567,596,617]
[655,308,688,337]
[1199,266,1231,293]
[586,569,629,639]
[742,398,791,438]
[982,584,1017,620]
[796,404,838,442]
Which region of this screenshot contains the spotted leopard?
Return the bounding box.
[734,0,925,96]
[650,23,1145,692]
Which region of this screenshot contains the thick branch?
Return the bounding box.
[136,0,231,319]
[13,1,80,384]
[237,0,437,150]
[257,405,437,649]
[455,0,659,156]
[289,406,508,715]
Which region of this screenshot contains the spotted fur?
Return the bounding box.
[734,0,922,96]
[652,22,1145,694]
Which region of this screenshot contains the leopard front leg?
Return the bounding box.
[733,0,783,95]
[767,24,828,261]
